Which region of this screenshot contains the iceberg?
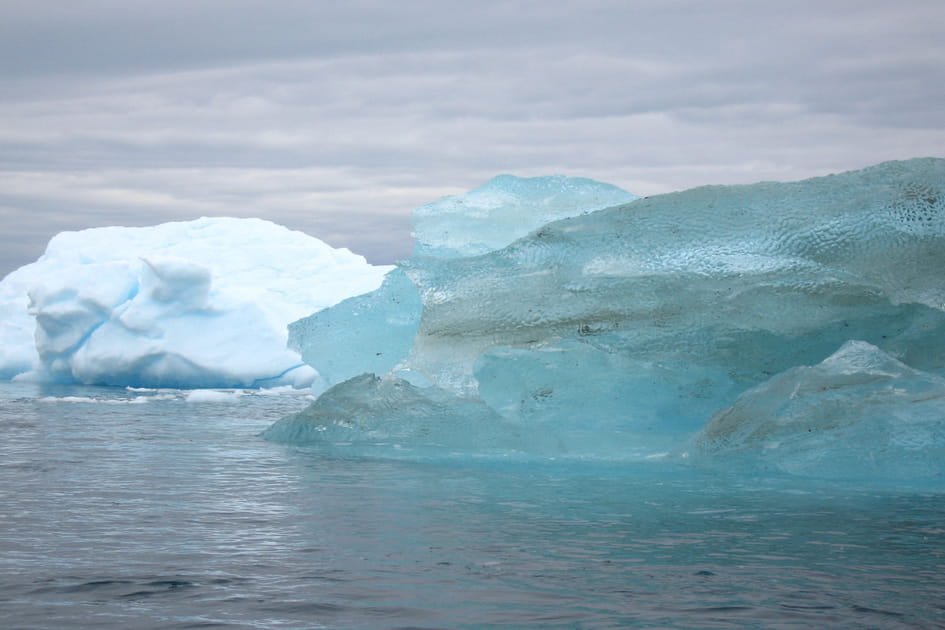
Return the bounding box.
[273,160,945,476]
[0,217,391,388]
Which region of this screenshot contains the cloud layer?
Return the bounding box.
[1,0,943,276]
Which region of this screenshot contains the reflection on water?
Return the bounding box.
[0,382,943,629]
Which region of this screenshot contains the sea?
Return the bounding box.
[1,381,943,629]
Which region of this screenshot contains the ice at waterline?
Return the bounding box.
[1,160,944,480]
[270,159,945,480]
[0,217,391,388]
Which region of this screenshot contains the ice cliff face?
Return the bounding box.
[269,160,945,479]
[0,217,391,388]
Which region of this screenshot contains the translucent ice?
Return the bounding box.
[287,268,422,387]
[412,174,637,258]
[262,373,537,457]
[273,159,945,474]
[287,174,633,386]
[0,217,391,388]
[681,341,945,480]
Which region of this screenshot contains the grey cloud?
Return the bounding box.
[0,0,943,278]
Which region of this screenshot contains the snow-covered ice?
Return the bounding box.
[0,217,391,388]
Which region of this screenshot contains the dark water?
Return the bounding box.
[1,382,943,629]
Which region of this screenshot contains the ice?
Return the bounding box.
[185,389,246,403]
[412,174,637,258]
[274,159,945,476]
[0,217,391,388]
[261,373,539,457]
[389,159,945,403]
[0,266,41,379]
[680,341,945,480]
[286,174,631,386]
[287,268,422,387]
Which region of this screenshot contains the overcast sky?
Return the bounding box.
[1,0,943,277]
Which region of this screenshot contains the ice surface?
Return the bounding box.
[286,174,631,386]
[396,160,945,396]
[274,159,945,476]
[0,217,391,388]
[287,268,422,387]
[185,389,246,403]
[262,373,538,457]
[412,174,637,258]
[0,266,41,379]
[681,341,945,480]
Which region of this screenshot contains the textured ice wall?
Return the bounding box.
[403,160,945,393]
[0,217,391,388]
[272,159,945,477]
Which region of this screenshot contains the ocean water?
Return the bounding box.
[1,382,943,629]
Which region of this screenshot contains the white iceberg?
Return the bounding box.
[0,216,391,388]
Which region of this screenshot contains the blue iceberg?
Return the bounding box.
[267,160,945,478]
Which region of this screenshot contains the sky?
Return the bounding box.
[1,0,944,277]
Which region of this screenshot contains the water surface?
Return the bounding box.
[1,382,943,628]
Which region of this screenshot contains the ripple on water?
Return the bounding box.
[0,383,943,628]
